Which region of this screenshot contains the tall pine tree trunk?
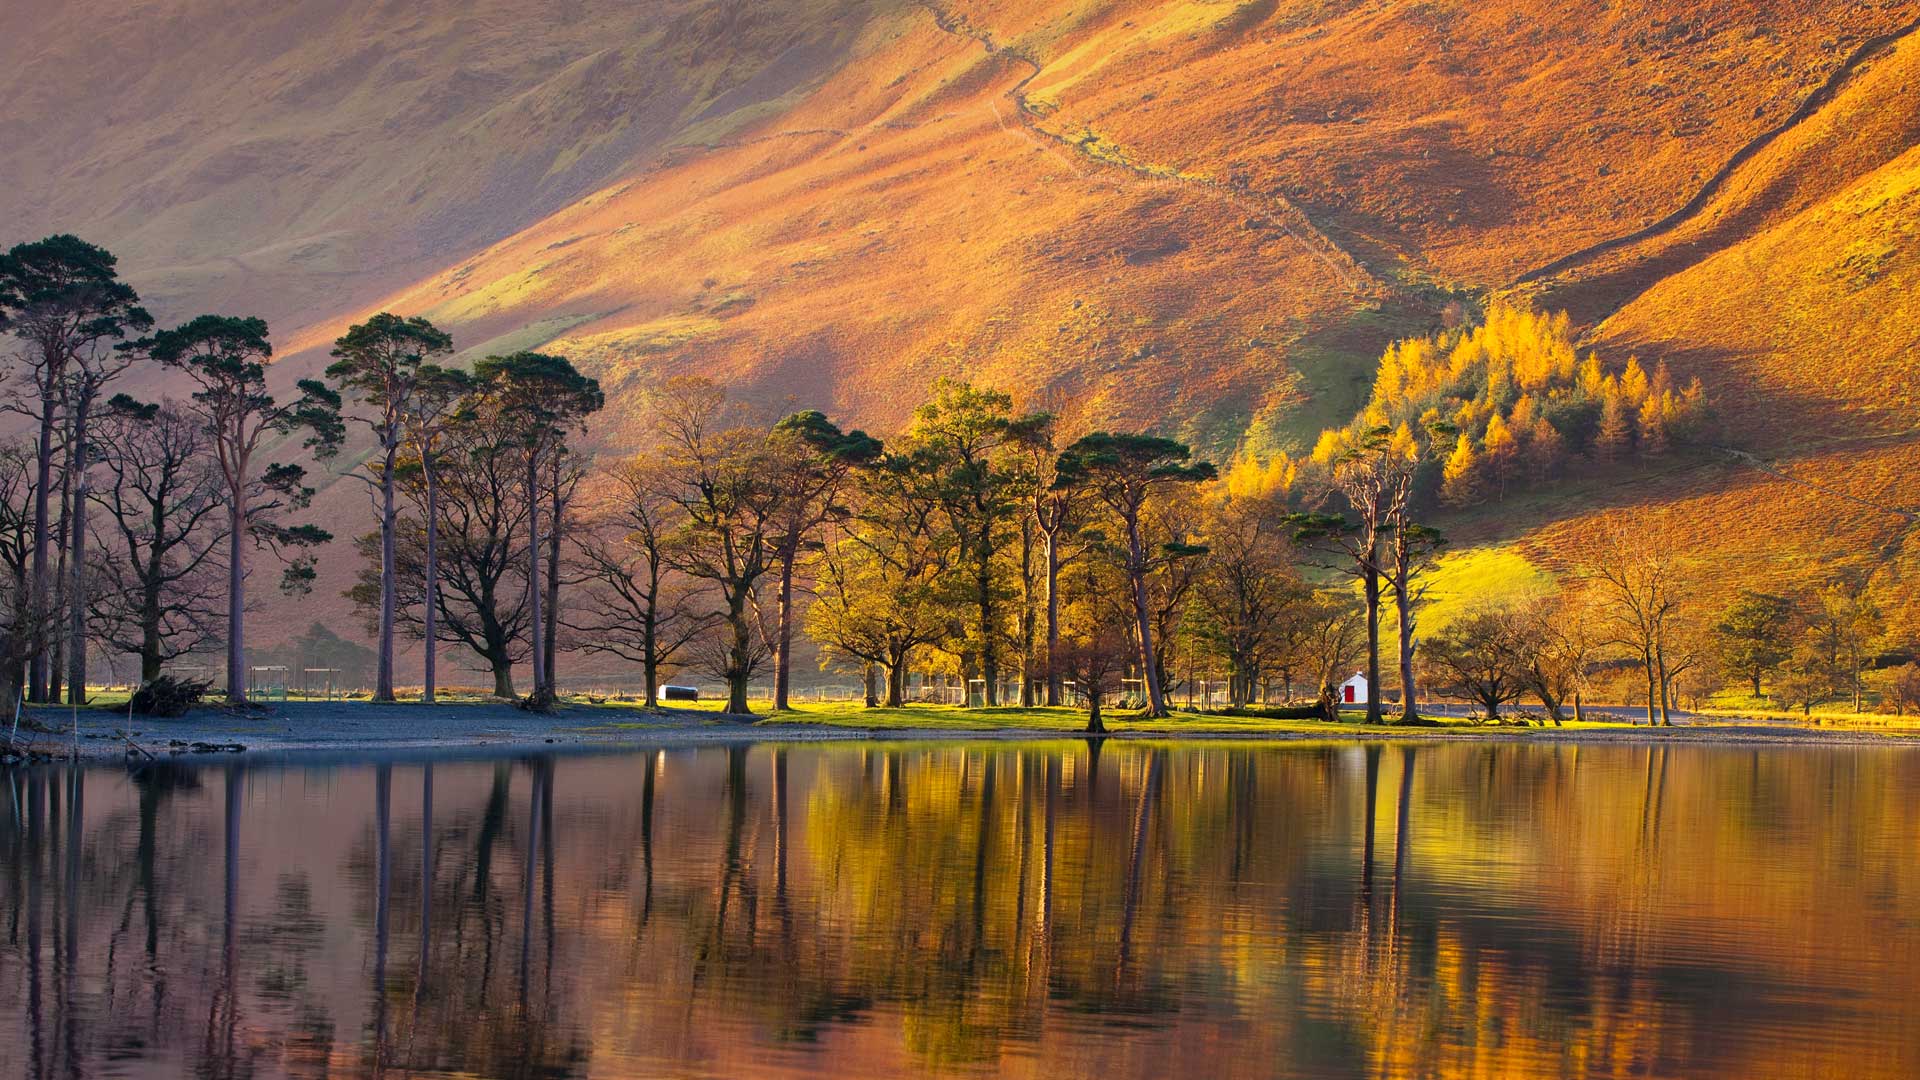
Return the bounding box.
[1126,518,1167,718]
[1394,574,1418,723]
[375,436,398,701]
[66,397,92,704]
[422,462,439,704]
[226,489,247,704]
[50,460,70,704]
[29,394,56,703]
[543,486,561,694]
[977,540,998,706]
[1019,518,1036,706]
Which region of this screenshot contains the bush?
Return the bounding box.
[130,675,213,718]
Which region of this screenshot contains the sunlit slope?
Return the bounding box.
[1510,439,1920,633]
[0,0,888,325]
[1532,14,1920,324]
[1597,146,1920,441]
[997,0,1911,284]
[1518,66,1920,625]
[336,0,1917,444]
[10,0,1917,651]
[361,4,1380,445]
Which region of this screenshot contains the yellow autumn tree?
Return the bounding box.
[1482,412,1519,496]
[1595,386,1633,461]
[1577,352,1606,397]
[1620,357,1650,407]
[1509,393,1540,432]
[1638,391,1676,456]
[1440,432,1482,505]
[1526,416,1564,480]
[1290,302,1708,506]
[1222,452,1297,501]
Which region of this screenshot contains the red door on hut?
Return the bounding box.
[1340,673,1369,706]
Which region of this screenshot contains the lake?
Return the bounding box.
[3,740,1917,1078]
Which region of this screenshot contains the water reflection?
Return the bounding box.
[3,741,1918,1078]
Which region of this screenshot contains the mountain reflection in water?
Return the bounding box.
[2,741,1917,1078]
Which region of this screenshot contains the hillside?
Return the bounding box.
[0,0,887,328]
[314,1,1915,438]
[3,0,1916,664]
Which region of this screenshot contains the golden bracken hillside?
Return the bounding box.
[3,0,1915,630]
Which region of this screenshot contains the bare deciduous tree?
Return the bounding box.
[565,457,711,705]
[1423,605,1529,721]
[88,396,228,682]
[1510,591,1600,725]
[353,392,530,697]
[0,443,43,705]
[1579,519,1687,726]
[1194,493,1307,707]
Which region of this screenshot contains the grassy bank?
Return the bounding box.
[38,690,1920,748]
[637,699,1658,735]
[11,695,1917,765]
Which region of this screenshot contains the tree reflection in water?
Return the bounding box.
[2,741,1919,1078]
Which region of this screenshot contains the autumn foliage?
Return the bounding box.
[1318,304,1707,507]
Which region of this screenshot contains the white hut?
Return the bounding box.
[1339,672,1369,706]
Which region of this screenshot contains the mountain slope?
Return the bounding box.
[319,0,1917,446]
[4,0,1916,663]
[0,0,888,326]
[340,3,1383,450]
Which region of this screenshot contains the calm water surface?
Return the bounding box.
[3,741,1918,1078]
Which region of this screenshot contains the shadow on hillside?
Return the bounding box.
[1593,336,1916,447]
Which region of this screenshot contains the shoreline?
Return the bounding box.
[3,700,1914,764]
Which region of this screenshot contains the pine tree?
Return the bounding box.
[1620,357,1650,407]
[1648,359,1675,402]
[1577,353,1606,397]
[1482,413,1519,496]
[1525,417,1564,480]
[1441,432,1482,505]
[1637,393,1671,457]
[1509,393,1539,432]
[1595,388,1633,461]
